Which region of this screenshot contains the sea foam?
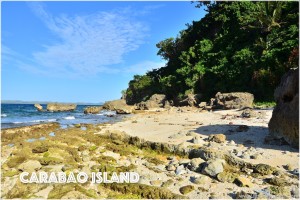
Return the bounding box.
[64,116,75,120]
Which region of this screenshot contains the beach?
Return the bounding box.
[1,107,299,199]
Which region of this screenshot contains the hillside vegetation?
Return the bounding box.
[125,1,299,105]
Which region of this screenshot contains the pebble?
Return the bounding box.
[166,164,176,171]
[229,140,235,145]
[292,168,299,175]
[150,180,162,186]
[175,165,186,175]
[192,136,202,144]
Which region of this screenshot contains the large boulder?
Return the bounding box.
[210,92,254,109]
[34,104,43,111]
[136,94,167,110]
[47,103,76,112]
[103,99,133,114]
[268,68,299,148]
[84,106,103,114]
[179,94,203,107]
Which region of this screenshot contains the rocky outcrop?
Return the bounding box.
[103,99,133,114]
[84,106,103,114]
[47,103,77,112]
[179,94,202,107]
[210,92,254,109]
[136,94,167,110]
[268,68,299,148]
[34,104,43,111]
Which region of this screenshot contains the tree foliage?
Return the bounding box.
[125,1,299,104]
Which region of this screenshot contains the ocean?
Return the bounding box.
[1,104,121,129]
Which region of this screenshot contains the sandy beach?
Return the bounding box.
[2,107,298,199]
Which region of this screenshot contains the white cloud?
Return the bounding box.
[24,2,149,77]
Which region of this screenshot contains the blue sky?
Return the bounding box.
[2,1,206,103]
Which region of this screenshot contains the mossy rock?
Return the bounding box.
[268,186,291,197]
[104,183,184,199]
[93,155,116,164]
[43,152,50,157]
[6,156,26,168]
[6,180,42,199]
[217,171,239,183]
[48,184,75,199]
[3,170,19,177]
[179,185,194,195]
[39,157,63,165]
[254,164,276,175]
[162,179,174,188]
[78,145,87,151]
[267,177,290,187]
[32,145,48,153]
[89,145,98,151]
[112,140,125,145]
[144,156,165,165]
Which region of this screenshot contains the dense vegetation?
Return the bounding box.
[125,1,299,105]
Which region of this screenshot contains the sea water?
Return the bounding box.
[1,104,121,129]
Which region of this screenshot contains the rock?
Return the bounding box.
[179,185,194,195]
[291,186,299,198]
[32,146,48,153]
[150,180,162,186]
[192,136,202,144]
[208,134,226,143]
[210,92,254,109]
[179,93,202,107]
[162,179,174,188]
[217,171,238,183]
[254,164,276,175]
[188,158,205,172]
[267,177,290,186]
[201,159,225,177]
[136,94,167,110]
[284,164,293,171]
[103,99,133,114]
[34,104,43,111]
[292,168,299,175]
[234,177,254,187]
[269,68,299,148]
[166,164,176,171]
[175,165,186,175]
[18,160,42,172]
[241,108,256,118]
[84,106,103,114]
[198,102,207,108]
[235,191,253,199]
[191,175,210,184]
[47,103,76,112]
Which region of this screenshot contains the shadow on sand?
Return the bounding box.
[192,123,298,152]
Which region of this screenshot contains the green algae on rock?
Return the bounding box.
[179,185,195,195]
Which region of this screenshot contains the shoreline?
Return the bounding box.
[1,107,299,199]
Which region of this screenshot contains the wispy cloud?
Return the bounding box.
[23,2,150,77]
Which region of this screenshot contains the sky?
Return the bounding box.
[1,1,207,103]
